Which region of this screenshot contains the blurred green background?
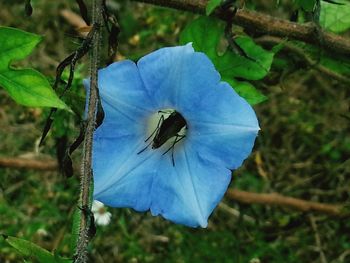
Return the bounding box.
[0,0,350,262]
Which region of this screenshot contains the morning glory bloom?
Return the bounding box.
[84,44,259,227]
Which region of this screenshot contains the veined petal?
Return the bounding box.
[150,143,231,227]
[137,44,221,113]
[190,127,258,170]
[93,135,161,212]
[90,59,161,206]
[187,82,259,169]
[186,81,259,126]
[98,60,155,114]
[84,60,156,136]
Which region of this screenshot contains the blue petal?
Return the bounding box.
[84,60,156,136]
[137,44,221,113]
[188,82,259,169]
[93,135,161,211]
[98,60,155,114]
[150,142,231,227]
[90,60,158,206]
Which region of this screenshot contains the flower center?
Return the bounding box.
[146,109,187,152]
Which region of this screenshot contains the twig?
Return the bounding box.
[0,157,58,170]
[0,156,347,218]
[218,202,256,224]
[75,0,103,262]
[309,215,328,263]
[0,156,346,218]
[226,189,345,217]
[60,9,88,32]
[129,0,350,56]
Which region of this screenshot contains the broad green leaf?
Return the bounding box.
[320,0,350,33]
[214,36,275,80]
[180,17,275,80]
[179,17,224,59]
[180,16,273,104]
[2,235,71,263]
[224,78,267,105]
[0,27,67,109]
[295,0,316,11]
[206,0,222,15]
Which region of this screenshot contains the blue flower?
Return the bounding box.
[84,44,259,227]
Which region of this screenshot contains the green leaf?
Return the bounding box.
[180,17,275,81]
[320,0,350,33]
[224,78,267,105]
[0,27,67,109]
[214,36,275,80]
[179,16,224,59]
[2,235,72,263]
[206,0,222,15]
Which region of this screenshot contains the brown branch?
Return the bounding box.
[130,0,350,56]
[0,156,346,217]
[75,0,103,261]
[226,189,345,217]
[309,215,328,263]
[0,157,58,170]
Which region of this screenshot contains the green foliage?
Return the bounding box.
[179,16,223,60]
[2,235,71,263]
[320,0,350,33]
[214,36,275,80]
[49,66,86,139]
[0,27,67,109]
[206,0,222,15]
[179,16,274,104]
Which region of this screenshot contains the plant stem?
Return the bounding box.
[129,0,350,56]
[75,0,102,262]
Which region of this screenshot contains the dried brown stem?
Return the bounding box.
[130,0,350,56]
[226,189,345,217]
[75,0,103,262]
[0,157,58,170]
[0,156,346,217]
